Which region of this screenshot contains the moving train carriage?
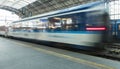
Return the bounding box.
[7,1,111,50]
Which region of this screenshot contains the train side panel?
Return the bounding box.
[6,1,110,50]
[8,32,101,46]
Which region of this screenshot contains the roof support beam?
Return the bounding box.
[0,5,24,18]
[21,0,107,18]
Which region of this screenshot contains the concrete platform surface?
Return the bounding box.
[0,37,120,69]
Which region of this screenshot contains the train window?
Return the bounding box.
[86,11,105,26]
[47,13,87,31]
[47,17,62,31]
[61,18,73,31]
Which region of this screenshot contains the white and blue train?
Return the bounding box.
[0,1,111,50]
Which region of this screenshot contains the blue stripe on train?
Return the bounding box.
[12,31,102,34]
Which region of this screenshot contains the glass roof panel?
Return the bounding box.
[0,0,37,9]
[109,0,120,19]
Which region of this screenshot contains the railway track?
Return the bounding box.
[103,43,120,57]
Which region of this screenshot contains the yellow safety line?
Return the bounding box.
[11,41,115,69]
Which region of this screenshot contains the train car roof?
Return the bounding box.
[13,1,104,23]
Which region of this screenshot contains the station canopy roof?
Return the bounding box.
[0,0,115,18]
[0,0,37,9]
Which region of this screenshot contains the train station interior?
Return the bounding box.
[0,0,120,69]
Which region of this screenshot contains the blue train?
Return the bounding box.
[0,1,111,50]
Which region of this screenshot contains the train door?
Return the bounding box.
[111,20,118,40]
[116,23,120,39]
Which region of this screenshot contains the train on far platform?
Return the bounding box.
[0,1,112,50]
[111,19,120,40]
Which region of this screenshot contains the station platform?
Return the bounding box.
[0,37,120,69]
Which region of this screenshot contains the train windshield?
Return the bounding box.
[85,10,108,31]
